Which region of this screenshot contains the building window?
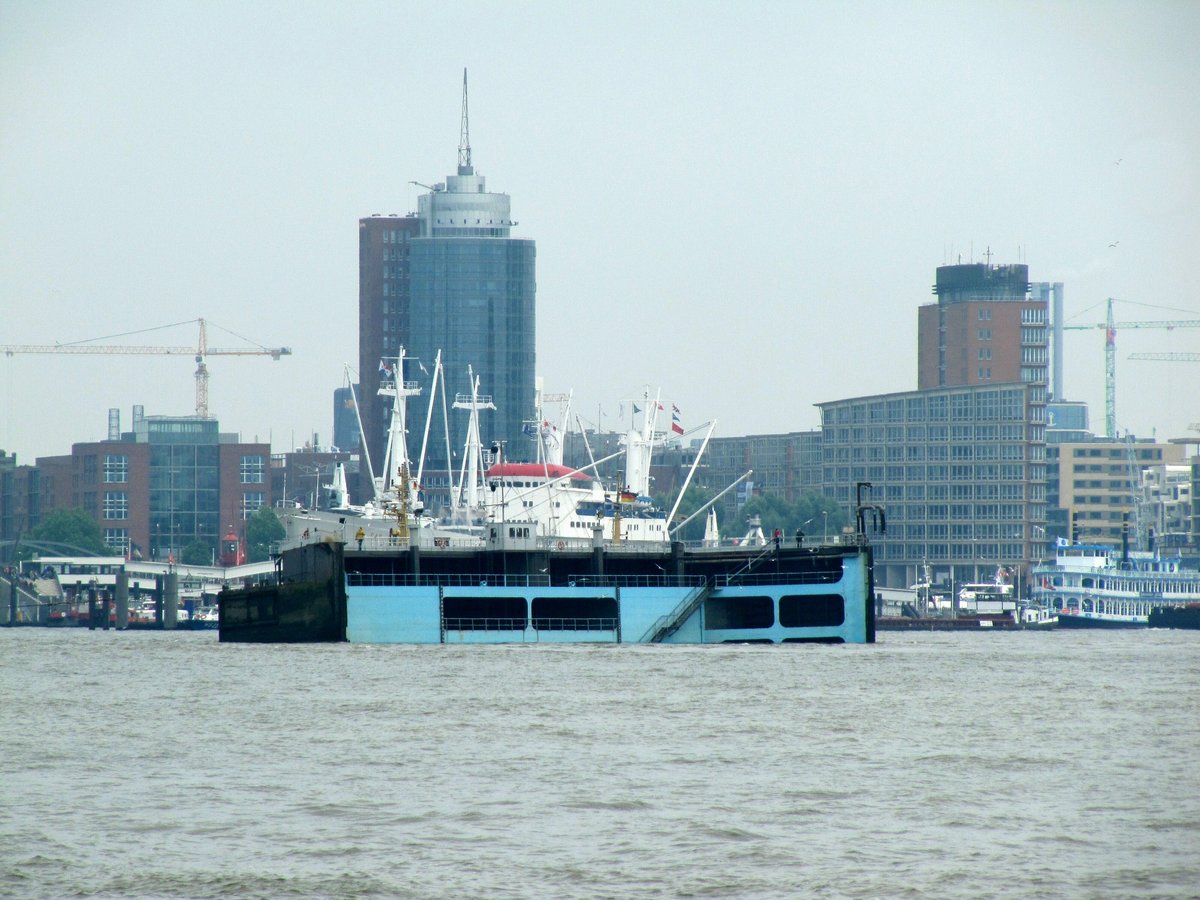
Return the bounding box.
[103,492,128,520]
[241,492,265,519]
[977,328,992,341]
[104,528,130,556]
[103,455,129,483]
[240,455,265,484]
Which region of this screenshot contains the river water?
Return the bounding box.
[1,628,1197,898]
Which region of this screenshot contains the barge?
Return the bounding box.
[219,527,877,645]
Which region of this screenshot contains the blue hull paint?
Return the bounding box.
[346,576,870,644]
[221,540,876,645]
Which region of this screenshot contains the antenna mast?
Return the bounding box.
[458,68,472,174]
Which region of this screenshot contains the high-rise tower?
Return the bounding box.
[359,71,536,510]
[917,262,1047,390]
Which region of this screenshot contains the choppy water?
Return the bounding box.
[1,628,1197,899]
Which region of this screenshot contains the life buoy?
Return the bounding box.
[556,540,566,551]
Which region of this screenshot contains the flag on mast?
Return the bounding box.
[671,404,684,434]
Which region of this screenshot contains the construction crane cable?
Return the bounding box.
[56,318,201,347]
[1109,300,1200,317]
[203,319,278,353]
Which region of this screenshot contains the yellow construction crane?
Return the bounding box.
[1,318,291,419]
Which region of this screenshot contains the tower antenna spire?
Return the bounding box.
[458,68,472,175]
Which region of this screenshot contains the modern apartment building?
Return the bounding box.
[2,410,271,562]
[1046,439,1185,548]
[1140,462,1192,550]
[817,382,1049,590]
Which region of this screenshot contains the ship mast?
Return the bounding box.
[452,365,495,517]
[377,346,422,509]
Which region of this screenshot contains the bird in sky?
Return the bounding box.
[1115,158,1123,165]
[1109,241,1120,248]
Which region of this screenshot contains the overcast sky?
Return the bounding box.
[3,0,1198,463]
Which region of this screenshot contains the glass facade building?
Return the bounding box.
[358,147,535,495]
[406,237,536,466]
[8,410,271,561]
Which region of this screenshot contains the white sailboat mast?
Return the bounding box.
[452,366,495,513]
[378,346,422,497]
[346,363,379,500]
[415,349,442,492]
[624,389,661,496]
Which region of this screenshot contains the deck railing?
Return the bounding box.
[346,572,706,589]
[348,572,552,588]
[442,616,618,632]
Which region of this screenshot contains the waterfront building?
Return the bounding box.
[358,75,535,485]
[918,262,1047,390]
[1046,438,1184,548]
[1140,463,1193,551]
[1046,400,1091,441]
[817,383,1049,590]
[698,432,824,526]
[0,450,40,555]
[1030,281,1066,400]
[1193,454,1200,549]
[4,407,271,562]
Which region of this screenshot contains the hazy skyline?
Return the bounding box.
[3,1,1199,463]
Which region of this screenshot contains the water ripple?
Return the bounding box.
[2,629,1198,897]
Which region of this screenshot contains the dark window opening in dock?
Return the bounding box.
[705,596,774,630]
[781,636,846,644]
[779,594,845,628]
[442,596,527,631]
[221,594,274,625]
[531,596,618,631]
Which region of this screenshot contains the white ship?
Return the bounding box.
[1030,542,1200,628]
[483,388,730,545]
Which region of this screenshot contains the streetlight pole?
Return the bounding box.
[822,511,828,543]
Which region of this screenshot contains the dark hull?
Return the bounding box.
[1148,605,1200,630]
[876,614,1018,631]
[1055,613,1145,629]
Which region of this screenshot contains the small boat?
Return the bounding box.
[192,605,220,628]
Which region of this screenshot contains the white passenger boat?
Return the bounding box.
[1030,543,1200,628]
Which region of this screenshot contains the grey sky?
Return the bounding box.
[3,0,1198,463]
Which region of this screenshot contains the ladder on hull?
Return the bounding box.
[642,580,712,643]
